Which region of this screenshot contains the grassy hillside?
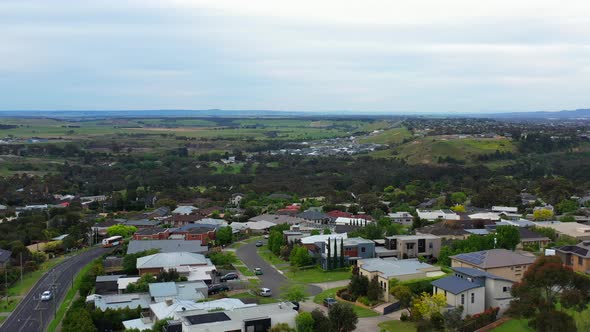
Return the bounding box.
[360,127,412,144]
[369,136,516,164]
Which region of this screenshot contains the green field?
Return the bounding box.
[285,267,352,283]
[360,127,412,144]
[313,287,379,318]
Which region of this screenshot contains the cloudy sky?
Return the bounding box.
[1,0,589,113]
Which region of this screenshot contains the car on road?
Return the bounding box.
[220,272,239,282]
[208,284,230,295]
[323,297,338,308]
[263,234,269,239]
[259,288,272,297]
[255,241,264,247]
[41,290,53,301]
[254,268,263,275]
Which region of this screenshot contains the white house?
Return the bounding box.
[387,212,414,225]
[432,267,514,317]
[416,209,460,221]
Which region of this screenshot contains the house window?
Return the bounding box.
[503,286,511,293]
[361,247,366,253]
[461,294,465,305]
[429,243,433,249]
[579,257,584,266]
[471,293,475,304]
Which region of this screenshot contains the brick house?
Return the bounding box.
[132,227,170,240]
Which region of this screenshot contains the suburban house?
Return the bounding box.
[296,210,332,224]
[450,249,535,282]
[0,248,12,269]
[132,227,170,240]
[172,206,199,215]
[95,275,127,294]
[167,214,205,227]
[387,212,414,226]
[468,212,502,221]
[92,293,152,311]
[300,233,347,251]
[124,219,162,229]
[555,241,590,274]
[416,209,460,221]
[416,219,495,241]
[326,210,353,219]
[383,234,442,259]
[229,193,245,206]
[123,299,295,332]
[533,221,590,241]
[334,217,372,226]
[317,237,375,269]
[231,220,277,234]
[127,240,208,255]
[432,267,514,317]
[491,206,518,214]
[358,258,444,301]
[136,252,212,276]
[170,224,217,244]
[248,214,304,226]
[515,228,551,249]
[520,192,538,205]
[148,280,208,303]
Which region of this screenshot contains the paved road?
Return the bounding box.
[1,247,110,332]
[235,241,322,298]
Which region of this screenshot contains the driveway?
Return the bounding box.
[235,241,321,298]
[1,247,110,332]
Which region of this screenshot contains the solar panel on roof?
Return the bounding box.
[459,252,485,265]
[185,312,231,325]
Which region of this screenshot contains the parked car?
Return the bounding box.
[41,290,53,301]
[259,288,272,297]
[220,272,239,282]
[208,284,230,295]
[254,268,263,275]
[323,297,337,308]
[263,234,269,239]
[255,241,264,247]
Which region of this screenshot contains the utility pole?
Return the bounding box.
[4,267,7,305]
[20,252,23,282]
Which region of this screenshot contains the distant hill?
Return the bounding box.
[481,108,590,120]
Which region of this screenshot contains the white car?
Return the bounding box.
[259,288,272,297]
[41,290,52,301]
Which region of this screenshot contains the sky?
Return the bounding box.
[1,0,590,113]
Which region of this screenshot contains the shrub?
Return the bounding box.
[400,312,409,321]
[357,296,371,306]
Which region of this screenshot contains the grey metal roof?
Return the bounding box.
[359,258,437,278]
[149,282,177,297]
[296,211,330,220]
[124,219,161,227]
[136,252,209,269]
[96,274,126,282]
[431,276,483,294]
[134,227,168,235]
[127,240,207,255]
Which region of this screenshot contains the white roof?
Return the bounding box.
[137,252,209,269]
[243,220,277,230]
[300,233,347,245]
[469,212,501,220]
[359,258,439,279]
[173,206,199,214]
[388,212,412,218]
[492,206,518,213]
[176,265,216,282]
[150,298,252,321]
[334,217,372,225]
[123,318,153,331]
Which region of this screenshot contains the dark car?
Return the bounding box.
[292,301,300,311]
[255,241,264,247]
[323,298,338,308]
[220,272,239,282]
[208,284,230,295]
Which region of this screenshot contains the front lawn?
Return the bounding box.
[257,249,286,266]
[378,320,418,332]
[313,287,379,318]
[286,266,351,283]
[231,291,279,305]
[490,319,533,332]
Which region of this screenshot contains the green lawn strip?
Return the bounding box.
[7,256,67,297]
[490,319,533,332]
[313,287,378,318]
[0,299,18,313]
[235,265,255,276]
[46,261,94,332]
[378,320,418,332]
[257,249,286,266]
[228,236,263,249]
[231,292,279,305]
[286,267,351,283]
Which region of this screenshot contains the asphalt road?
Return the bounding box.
[1,247,110,332]
[235,241,321,298]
